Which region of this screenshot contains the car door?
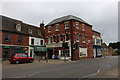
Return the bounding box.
[17,54,23,62]
[22,54,28,62]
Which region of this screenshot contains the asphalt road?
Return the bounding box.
[2,56,118,78]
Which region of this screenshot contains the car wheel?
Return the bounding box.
[29,59,33,63]
[16,60,19,64]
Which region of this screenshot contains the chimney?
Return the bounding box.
[40,21,44,29]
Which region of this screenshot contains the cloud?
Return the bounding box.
[2,2,118,44]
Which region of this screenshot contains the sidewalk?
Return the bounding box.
[88,65,119,78]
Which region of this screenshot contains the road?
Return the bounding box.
[2,56,118,78]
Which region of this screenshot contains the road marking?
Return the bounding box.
[82,65,112,78]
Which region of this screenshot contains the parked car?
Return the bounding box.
[9,53,34,64]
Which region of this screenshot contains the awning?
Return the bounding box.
[34,47,47,52]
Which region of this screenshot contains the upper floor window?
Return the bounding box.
[55,24,59,31]
[31,38,34,45]
[16,23,21,31]
[40,40,43,46]
[18,35,22,43]
[28,29,33,34]
[82,34,85,42]
[38,30,42,36]
[60,34,63,41]
[53,36,56,43]
[48,37,51,44]
[65,34,69,41]
[65,22,69,29]
[82,24,85,31]
[92,38,95,45]
[48,26,51,32]
[76,33,79,41]
[76,22,79,29]
[4,34,10,42]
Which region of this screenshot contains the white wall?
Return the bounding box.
[29,37,44,46]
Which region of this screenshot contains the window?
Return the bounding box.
[38,30,42,36]
[65,34,69,41]
[60,34,63,41]
[76,33,79,41]
[82,34,85,42]
[53,36,56,43]
[17,54,22,57]
[31,38,34,45]
[65,22,69,29]
[48,26,51,32]
[28,29,33,34]
[82,24,85,31]
[22,54,27,57]
[55,24,59,31]
[76,22,79,28]
[40,40,43,46]
[48,37,51,44]
[61,50,70,57]
[18,35,22,43]
[4,34,10,42]
[16,23,21,31]
[96,39,101,45]
[93,38,95,45]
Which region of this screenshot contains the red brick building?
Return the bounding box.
[44,15,93,60]
[0,15,29,60]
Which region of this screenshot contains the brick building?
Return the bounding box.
[0,15,45,60]
[0,15,29,60]
[44,15,93,60]
[92,30,102,57]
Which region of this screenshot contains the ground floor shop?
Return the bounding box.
[93,45,102,57]
[46,43,93,60]
[1,45,29,60]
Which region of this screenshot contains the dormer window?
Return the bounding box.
[28,29,33,34]
[38,30,41,36]
[16,23,21,31]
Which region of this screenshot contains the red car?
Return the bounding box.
[9,53,34,64]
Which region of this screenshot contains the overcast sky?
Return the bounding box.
[1,1,118,45]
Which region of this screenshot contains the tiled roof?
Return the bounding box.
[46,15,92,26]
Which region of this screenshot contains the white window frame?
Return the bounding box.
[82,24,85,31]
[76,21,79,29]
[55,24,59,31]
[64,22,69,29]
[82,34,85,43]
[76,33,79,42]
[48,26,51,32]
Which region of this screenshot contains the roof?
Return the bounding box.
[92,30,101,34]
[0,15,43,38]
[46,15,92,26]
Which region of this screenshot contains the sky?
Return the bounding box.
[1,0,119,45]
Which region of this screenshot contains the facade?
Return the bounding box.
[92,30,102,57]
[24,23,46,58]
[44,15,93,60]
[0,16,29,60]
[0,15,45,60]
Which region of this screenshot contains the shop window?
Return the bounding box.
[61,50,70,57]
